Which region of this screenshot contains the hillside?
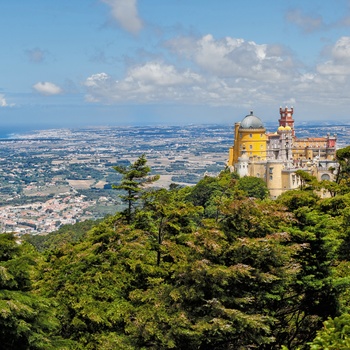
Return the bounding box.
[2,149,350,349]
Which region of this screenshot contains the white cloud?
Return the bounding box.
[317,37,350,75]
[127,62,202,86]
[0,94,15,107]
[83,34,350,109]
[84,63,203,103]
[0,94,8,107]
[281,37,350,106]
[291,36,350,105]
[101,0,142,34]
[33,82,62,95]
[84,35,300,106]
[165,35,295,82]
[330,36,350,63]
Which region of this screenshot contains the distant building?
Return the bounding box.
[228,107,338,198]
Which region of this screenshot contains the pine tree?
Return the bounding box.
[113,154,159,223]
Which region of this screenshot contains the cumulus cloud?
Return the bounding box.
[329,36,350,63]
[84,63,203,103]
[25,47,47,63]
[83,33,350,109]
[33,82,63,95]
[317,37,350,75]
[0,94,8,107]
[280,36,350,105]
[285,9,324,33]
[101,0,142,34]
[165,35,296,82]
[0,94,15,107]
[84,35,301,106]
[127,62,202,86]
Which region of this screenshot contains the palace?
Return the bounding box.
[228,107,338,198]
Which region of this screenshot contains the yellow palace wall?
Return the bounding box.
[229,123,267,165]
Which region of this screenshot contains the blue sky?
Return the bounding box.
[1,0,350,128]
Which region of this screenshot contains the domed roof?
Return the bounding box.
[239,111,264,129]
[285,125,292,131]
[278,126,285,131]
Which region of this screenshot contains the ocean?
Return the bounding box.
[0,126,41,139]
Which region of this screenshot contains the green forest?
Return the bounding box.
[3,148,350,349]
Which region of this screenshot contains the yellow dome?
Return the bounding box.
[278,126,285,131]
[285,125,292,130]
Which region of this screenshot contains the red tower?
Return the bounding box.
[279,106,295,136]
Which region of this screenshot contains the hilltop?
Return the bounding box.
[6,149,350,349]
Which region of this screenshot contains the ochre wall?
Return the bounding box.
[229,126,267,165]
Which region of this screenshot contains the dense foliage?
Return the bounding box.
[24,220,99,252]
[0,234,73,349]
[3,153,350,349]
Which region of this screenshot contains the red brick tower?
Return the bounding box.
[279,106,295,136]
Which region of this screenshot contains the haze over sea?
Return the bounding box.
[0,127,34,139]
[0,124,59,139]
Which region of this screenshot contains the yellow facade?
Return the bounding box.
[228,111,267,166]
[238,129,267,160]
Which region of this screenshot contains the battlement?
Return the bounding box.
[279,106,295,135]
